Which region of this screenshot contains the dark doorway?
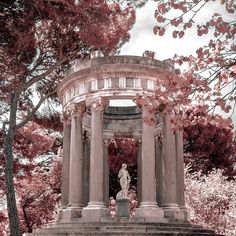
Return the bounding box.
[108,137,138,198]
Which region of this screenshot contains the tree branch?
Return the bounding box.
[15,88,57,130]
[16,56,70,94]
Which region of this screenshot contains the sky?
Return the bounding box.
[120,1,235,59]
[117,1,236,127]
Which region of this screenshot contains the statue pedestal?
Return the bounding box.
[117,198,130,217]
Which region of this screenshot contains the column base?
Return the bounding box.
[162,204,184,221]
[180,206,190,222]
[82,202,110,221]
[57,205,83,221]
[135,202,165,220]
[56,206,65,221]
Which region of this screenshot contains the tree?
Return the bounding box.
[17,157,61,234]
[0,1,135,234]
[0,157,62,235]
[152,0,235,117]
[0,119,62,235]
[183,106,236,177]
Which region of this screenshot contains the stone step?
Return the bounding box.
[33,226,217,235]
[36,226,213,233]
[46,222,202,229]
[25,232,221,236]
[43,224,209,233]
[24,222,222,236]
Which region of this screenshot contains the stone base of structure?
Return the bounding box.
[57,206,83,221]
[162,204,185,221]
[180,206,190,222]
[24,219,221,236]
[82,204,110,220]
[135,202,166,222]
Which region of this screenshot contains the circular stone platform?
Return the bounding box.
[24,219,223,236]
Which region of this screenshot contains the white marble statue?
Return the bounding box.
[116,164,131,199]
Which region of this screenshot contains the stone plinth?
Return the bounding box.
[135,204,166,223]
[117,198,130,217]
[82,205,110,221]
[58,206,82,221]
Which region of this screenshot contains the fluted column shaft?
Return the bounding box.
[162,114,178,208]
[135,105,164,220]
[82,97,109,220]
[68,104,85,207]
[155,137,163,206]
[140,108,157,206]
[88,108,104,205]
[61,117,71,208]
[175,131,185,207]
[137,140,142,204]
[103,140,109,206]
[176,130,190,221]
[83,138,90,207]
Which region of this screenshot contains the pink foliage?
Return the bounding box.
[152,0,236,116]
[183,106,236,176]
[185,168,236,236]
[14,122,56,160]
[108,138,138,174]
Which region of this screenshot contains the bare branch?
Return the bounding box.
[15,88,57,130]
[16,56,70,94]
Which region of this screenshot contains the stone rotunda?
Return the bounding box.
[26,51,220,236]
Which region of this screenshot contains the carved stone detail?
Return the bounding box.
[67,102,86,117]
[85,97,109,111]
[61,111,71,124]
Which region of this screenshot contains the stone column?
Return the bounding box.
[66,103,85,218]
[83,132,90,207]
[60,114,71,208]
[162,114,182,220]
[135,106,165,221]
[103,139,109,206]
[175,131,189,221]
[57,113,71,221]
[155,130,163,206]
[82,97,109,220]
[136,138,142,204]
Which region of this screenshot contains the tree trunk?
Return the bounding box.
[4,92,20,236]
[22,205,32,233]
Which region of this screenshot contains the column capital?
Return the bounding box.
[67,102,86,117]
[61,111,71,125]
[85,97,109,111]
